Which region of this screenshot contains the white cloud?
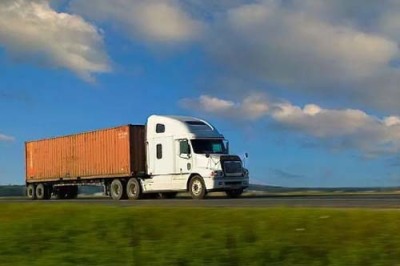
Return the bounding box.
[205,0,400,112]
[180,94,269,120]
[65,0,400,111]
[0,0,110,81]
[38,0,400,111]
[384,116,400,127]
[182,94,400,156]
[221,1,398,79]
[272,102,400,156]
[379,10,400,43]
[271,103,372,137]
[194,95,235,113]
[70,0,204,44]
[0,133,15,142]
[241,94,270,119]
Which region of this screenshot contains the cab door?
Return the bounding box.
[147,136,175,190]
[173,139,192,189]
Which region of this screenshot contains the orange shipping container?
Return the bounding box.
[25,125,146,183]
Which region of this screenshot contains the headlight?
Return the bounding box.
[211,170,224,178]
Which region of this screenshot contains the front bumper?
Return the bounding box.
[204,177,249,191]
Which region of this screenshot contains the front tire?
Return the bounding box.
[189,175,207,200]
[126,178,141,200]
[110,179,126,200]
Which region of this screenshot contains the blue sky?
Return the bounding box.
[1,0,400,187]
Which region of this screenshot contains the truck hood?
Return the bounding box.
[194,154,222,170]
[193,154,242,171]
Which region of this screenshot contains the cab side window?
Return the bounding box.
[180,140,190,156]
[156,144,162,159]
[156,124,165,133]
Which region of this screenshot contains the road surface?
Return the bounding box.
[2,194,400,208]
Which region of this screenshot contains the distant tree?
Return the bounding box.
[0,185,25,197]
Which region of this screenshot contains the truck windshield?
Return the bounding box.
[191,139,227,154]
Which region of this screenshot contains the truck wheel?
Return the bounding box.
[111,179,126,200]
[189,175,207,200]
[27,184,36,200]
[36,184,46,200]
[126,178,141,200]
[226,189,243,198]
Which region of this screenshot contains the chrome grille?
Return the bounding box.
[224,161,242,176]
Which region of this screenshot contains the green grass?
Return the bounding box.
[1,204,400,266]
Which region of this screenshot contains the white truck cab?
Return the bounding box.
[141,115,249,199]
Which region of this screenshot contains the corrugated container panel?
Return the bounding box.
[25,125,146,182]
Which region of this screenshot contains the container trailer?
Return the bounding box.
[25,115,249,200]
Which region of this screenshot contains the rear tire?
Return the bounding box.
[189,175,207,200]
[126,178,141,200]
[26,184,36,200]
[36,184,46,200]
[226,189,243,198]
[111,179,126,200]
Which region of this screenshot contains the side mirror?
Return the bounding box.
[243,152,249,168]
[224,140,230,154]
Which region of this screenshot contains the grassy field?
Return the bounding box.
[1,204,400,265]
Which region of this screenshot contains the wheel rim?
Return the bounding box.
[37,186,43,198]
[128,183,137,197]
[112,183,121,196]
[191,179,203,196]
[28,187,34,197]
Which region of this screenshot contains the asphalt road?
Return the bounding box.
[2,194,400,208]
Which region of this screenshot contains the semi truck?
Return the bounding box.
[25,115,249,200]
